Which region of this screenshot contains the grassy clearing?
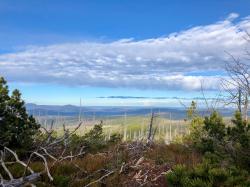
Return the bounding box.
[49,115,189,142]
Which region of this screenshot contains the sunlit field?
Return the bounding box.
[37,115,189,143]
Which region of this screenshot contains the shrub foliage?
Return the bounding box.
[166,101,250,186]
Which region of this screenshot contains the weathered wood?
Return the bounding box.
[1,173,41,187]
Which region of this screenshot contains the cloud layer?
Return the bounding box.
[0,13,250,90]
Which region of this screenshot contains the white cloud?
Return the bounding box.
[226,13,239,21]
[0,13,250,90]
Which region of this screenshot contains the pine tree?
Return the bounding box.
[0,77,40,150]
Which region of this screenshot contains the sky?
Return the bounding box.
[0,0,250,106]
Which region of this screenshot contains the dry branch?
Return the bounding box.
[84,170,114,187]
[0,121,85,186]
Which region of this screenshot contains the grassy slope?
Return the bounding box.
[53,116,189,142]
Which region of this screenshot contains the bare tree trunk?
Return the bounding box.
[243,94,248,121]
[238,87,242,113]
[147,112,159,144]
[221,34,250,115]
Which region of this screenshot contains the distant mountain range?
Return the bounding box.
[25,103,235,120]
[96,96,217,100]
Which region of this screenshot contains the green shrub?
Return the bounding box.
[53,175,70,187]
[166,159,250,187]
[166,164,189,186]
[68,134,83,151]
[82,123,106,152]
[184,101,205,148]
[167,107,250,187]
[108,133,123,144]
[68,123,122,154]
[204,112,226,141]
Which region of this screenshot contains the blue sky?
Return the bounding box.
[1,0,250,106]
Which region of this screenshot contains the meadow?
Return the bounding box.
[37,114,189,143]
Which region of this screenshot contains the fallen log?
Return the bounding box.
[1,173,41,187]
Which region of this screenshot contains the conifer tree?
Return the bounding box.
[0,77,40,150]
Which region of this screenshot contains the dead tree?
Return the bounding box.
[222,33,250,121]
[147,112,158,144]
[222,53,250,121]
[0,122,85,187]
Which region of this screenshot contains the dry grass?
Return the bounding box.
[1,141,201,187]
[145,143,201,167]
